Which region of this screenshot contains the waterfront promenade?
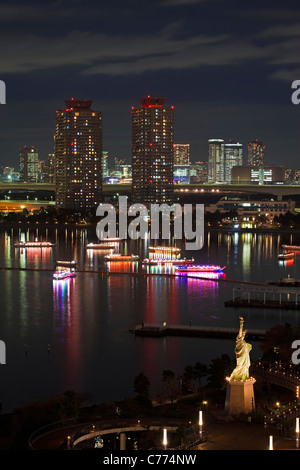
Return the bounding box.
[29,415,298,451]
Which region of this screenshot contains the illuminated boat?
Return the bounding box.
[86,243,115,249]
[53,270,76,280]
[104,254,139,261]
[142,258,194,265]
[281,245,300,251]
[56,260,77,267]
[148,246,180,253]
[277,252,295,260]
[14,241,55,247]
[175,265,226,273]
[99,237,122,243]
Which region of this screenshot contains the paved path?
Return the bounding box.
[197,421,296,450]
[31,418,298,451]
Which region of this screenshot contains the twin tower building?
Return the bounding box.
[54,96,174,210]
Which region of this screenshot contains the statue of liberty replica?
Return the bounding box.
[225,316,256,414]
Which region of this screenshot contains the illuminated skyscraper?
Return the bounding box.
[102,151,109,179]
[19,145,40,182]
[224,141,243,183]
[54,98,102,209]
[132,96,174,205]
[247,140,265,166]
[173,144,190,165]
[208,139,225,183]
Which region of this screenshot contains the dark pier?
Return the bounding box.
[133,323,266,341]
[225,285,300,311]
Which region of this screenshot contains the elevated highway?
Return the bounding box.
[101,183,300,201]
[0,182,299,204]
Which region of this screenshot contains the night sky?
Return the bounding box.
[0,0,299,169]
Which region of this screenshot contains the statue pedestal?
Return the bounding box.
[225,377,256,415]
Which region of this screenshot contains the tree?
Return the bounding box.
[193,362,208,390]
[162,370,177,402]
[207,354,232,389]
[133,372,151,400]
[260,323,297,364]
[181,365,196,393]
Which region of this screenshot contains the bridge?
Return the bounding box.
[100,182,300,202]
[0,182,299,203]
[176,183,300,201]
[0,182,55,192]
[29,417,204,450]
[251,362,300,393]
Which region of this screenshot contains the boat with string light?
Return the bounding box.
[277,252,295,260]
[104,254,140,262]
[281,245,300,251]
[142,257,194,266]
[56,260,77,267]
[175,265,226,273]
[148,246,181,254]
[14,240,55,248]
[86,243,115,249]
[99,237,123,243]
[53,270,76,280]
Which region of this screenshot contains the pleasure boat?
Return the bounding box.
[53,270,76,280]
[99,237,122,243]
[277,252,295,260]
[86,243,115,249]
[104,254,140,261]
[142,258,194,265]
[14,241,55,247]
[56,260,77,267]
[148,246,181,253]
[281,245,300,251]
[175,265,226,273]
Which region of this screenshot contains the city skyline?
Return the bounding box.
[1,0,300,455]
[0,0,299,170]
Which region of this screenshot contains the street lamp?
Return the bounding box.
[269,435,273,450]
[199,410,203,441]
[163,428,167,450]
[296,417,299,448]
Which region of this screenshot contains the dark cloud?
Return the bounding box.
[0,0,299,169]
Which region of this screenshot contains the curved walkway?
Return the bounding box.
[30,418,187,450]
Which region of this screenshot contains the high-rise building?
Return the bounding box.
[190,161,208,183]
[113,157,126,177]
[208,139,225,183]
[19,145,40,182]
[247,140,265,166]
[132,96,174,205]
[42,154,55,183]
[285,168,300,184]
[173,144,190,165]
[231,165,285,184]
[224,141,243,183]
[54,98,102,209]
[102,151,109,179]
[174,165,190,184]
[120,164,132,179]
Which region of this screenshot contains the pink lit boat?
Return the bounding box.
[175,265,226,273]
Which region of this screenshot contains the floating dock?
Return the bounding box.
[225,285,300,310]
[133,323,265,341]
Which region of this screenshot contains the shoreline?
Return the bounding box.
[0,220,298,234]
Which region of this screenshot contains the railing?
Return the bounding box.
[251,362,300,392]
[252,361,300,437]
[28,417,78,449]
